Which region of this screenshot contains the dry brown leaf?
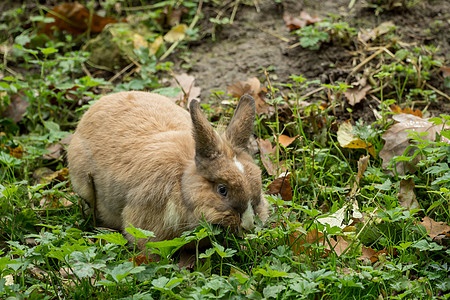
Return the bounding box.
[357,246,378,263]
[8,145,23,159]
[398,178,419,210]
[337,121,375,156]
[343,85,371,106]
[43,143,64,160]
[441,66,450,78]
[283,11,322,31]
[42,2,119,36]
[33,167,69,185]
[327,236,350,256]
[40,195,73,209]
[267,173,292,201]
[278,134,298,148]
[129,254,150,266]
[359,21,395,42]
[169,73,201,107]
[390,104,422,117]
[356,155,369,185]
[2,93,29,123]
[420,216,450,240]
[290,229,325,255]
[379,114,450,174]
[256,138,286,176]
[351,155,370,195]
[227,77,272,116]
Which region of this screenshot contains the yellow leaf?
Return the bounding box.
[149,36,164,55]
[164,24,188,43]
[337,121,375,156]
[133,33,148,50]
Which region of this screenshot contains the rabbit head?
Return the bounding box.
[180,95,269,233]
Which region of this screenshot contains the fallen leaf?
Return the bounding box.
[337,121,375,156]
[33,167,69,185]
[317,206,347,229]
[149,36,164,55]
[168,73,201,107]
[129,254,149,266]
[164,24,188,43]
[278,134,298,148]
[290,229,325,255]
[355,155,369,185]
[441,66,450,78]
[2,93,29,123]
[267,173,292,201]
[390,104,422,117]
[283,11,322,31]
[133,33,148,50]
[327,235,350,256]
[43,143,64,160]
[359,21,395,42]
[379,114,450,174]
[42,2,119,36]
[398,178,419,210]
[343,85,371,106]
[256,138,286,176]
[3,274,14,286]
[420,216,450,240]
[357,246,378,263]
[40,195,73,209]
[8,145,23,159]
[228,77,272,116]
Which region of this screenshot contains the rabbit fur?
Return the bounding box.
[67,91,269,246]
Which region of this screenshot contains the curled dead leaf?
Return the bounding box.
[42,2,119,36]
[379,114,450,174]
[278,134,298,148]
[228,77,272,116]
[283,11,322,31]
[343,85,371,106]
[2,93,29,123]
[256,138,287,176]
[168,73,201,107]
[398,178,419,210]
[267,173,292,201]
[390,104,422,117]
[420,216,450,240]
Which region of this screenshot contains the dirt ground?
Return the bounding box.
[174,0,450,119]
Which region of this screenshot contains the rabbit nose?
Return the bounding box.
[240,202,255,231]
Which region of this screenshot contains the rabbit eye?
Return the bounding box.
[217,185,228,197]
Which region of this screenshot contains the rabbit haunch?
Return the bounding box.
[67,91,269,245]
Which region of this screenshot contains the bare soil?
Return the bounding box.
[174,0,450,120]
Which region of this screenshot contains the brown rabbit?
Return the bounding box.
[67,91,269,246]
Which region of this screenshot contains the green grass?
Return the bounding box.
[1,1,449,299]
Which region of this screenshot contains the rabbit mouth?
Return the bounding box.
[240,202,256,231]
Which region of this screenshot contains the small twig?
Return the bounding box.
[250,23,291,43]
[425,83,450,101]
[350,47,385,75]
[230,0,240,24]
[81,62,92,78]
[287,41,302,49]
[301,86,326,99]
[108,62,134,82]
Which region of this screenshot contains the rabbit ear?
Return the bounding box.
[225,94,256,150]
[190,99,220,160]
